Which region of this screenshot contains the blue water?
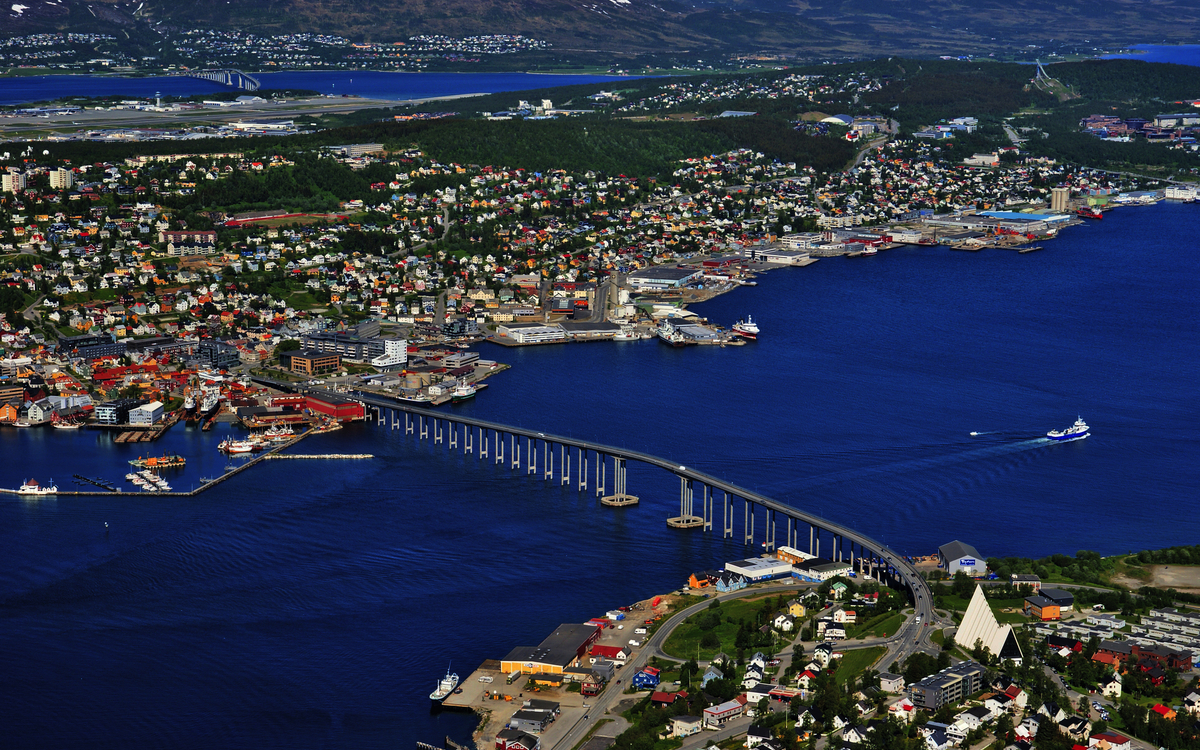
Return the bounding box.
[1100,44,1200,66]
[0,71,638,106]
[2,202,1199,748]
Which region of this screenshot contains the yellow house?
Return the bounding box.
[787,599,806,618]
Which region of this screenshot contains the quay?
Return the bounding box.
[263,453,373,460]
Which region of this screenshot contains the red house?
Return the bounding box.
[305,395,364,422]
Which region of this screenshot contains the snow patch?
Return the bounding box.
[609,0,630,4]
[12,3,28,14]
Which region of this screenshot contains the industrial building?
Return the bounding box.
[304,394,364,422]
[725,556,794,581]
[791,557,852,582]
[938,540,985,576]
[495,324,568,344]
[625,266,702,291]
[1024,596,1061,621]
[501,623,602,675]
[908,661,988,710]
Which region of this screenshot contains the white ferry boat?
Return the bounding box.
[1047,417,1090,442]
[451,382,477,403]
[732,316,760,340]
[18,478,57,495]
[430,666,460,702]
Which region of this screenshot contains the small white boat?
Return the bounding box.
[14,420,32,428]
[52,420,83,430]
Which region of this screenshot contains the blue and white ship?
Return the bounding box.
[1047,417,1089,441]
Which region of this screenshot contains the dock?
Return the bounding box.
[112,412,181,443]
[263,454,373,460]
[0,429,318,498]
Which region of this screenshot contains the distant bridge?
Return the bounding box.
[181,69,262,92]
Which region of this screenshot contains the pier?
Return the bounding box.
[250,378,931,603]
[0,430,316,498]
[263,453,374,460]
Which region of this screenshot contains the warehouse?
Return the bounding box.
[501,623,602,675]
[495,324,568,344]
[725,556,793,581]
[939,540,985,576]
[792,557,852,582]
[128,400,164,425]
[305,395,364,422]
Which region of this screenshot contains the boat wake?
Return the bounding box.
[761,437,1054,494]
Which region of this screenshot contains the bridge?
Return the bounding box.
[180,69,262,92]
[266,379,933,608]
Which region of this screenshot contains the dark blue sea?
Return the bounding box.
[1100,44,1200,66]
[2,202,1199,748]
[0,71,638,106]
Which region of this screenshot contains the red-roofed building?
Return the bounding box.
[1088,731,1131,750]
[588,644,630,663]
[1150,704,1176,720]
[650,690,687,707]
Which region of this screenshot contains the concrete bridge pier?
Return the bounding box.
[406,412,413,435]
[702,484,712,531]
[511,434,520,470]
[744,500,755,546]
[577,449,587,493]
[527,437,536,475]
[723,491,733,538]
[600,456,637,506]
[419,415,428,440]
[391,410,402,431]
[464,424,473,454]
[667,476,703,528]
[595,452,604,497]
[479,427,488,459]
[434,419,443,445]
[449,422,457,449]
[495,430,504,465]
[561,445,570,486]
[543,441,552,481]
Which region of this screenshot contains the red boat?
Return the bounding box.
[1077,207,1103,220]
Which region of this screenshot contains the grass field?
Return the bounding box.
[835,646,886,684]
[930,628,945,647]
[661,597,780,661]
[849,612,905,639]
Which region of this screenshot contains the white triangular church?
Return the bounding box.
[956,585,1023,663]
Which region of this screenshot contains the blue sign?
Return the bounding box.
[960,558,976,566]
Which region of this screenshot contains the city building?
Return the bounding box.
[128,400,164,425]
[2,170,26,193]
[94,398,142,425]
[49,167,74,190]
[284,350,341,376]
[370,338,408,369]
[625,266,702,291]
[908,661,988,710]
[1025,596,1061,621]
[791,557,852,582]
[195,341,241,370]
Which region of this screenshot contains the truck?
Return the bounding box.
[506,670,522,685]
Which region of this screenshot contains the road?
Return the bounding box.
[553,583,813,749]
[21,294,43,324]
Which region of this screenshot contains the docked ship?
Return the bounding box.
[451,382,477,403]
[732,316,760,340]
[1047,417,1090,441]
[18,478,57,495]
[656,321,687,347]
[1077,207,1103,220]
[613,325,641,341]
[199,389,221,419]
[129,454,186,469]
[218,438,262,454]
[51,418,83,429]
[430,666,459,702]
[183,391,197,421]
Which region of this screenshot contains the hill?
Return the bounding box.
[7,0,1200,57]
